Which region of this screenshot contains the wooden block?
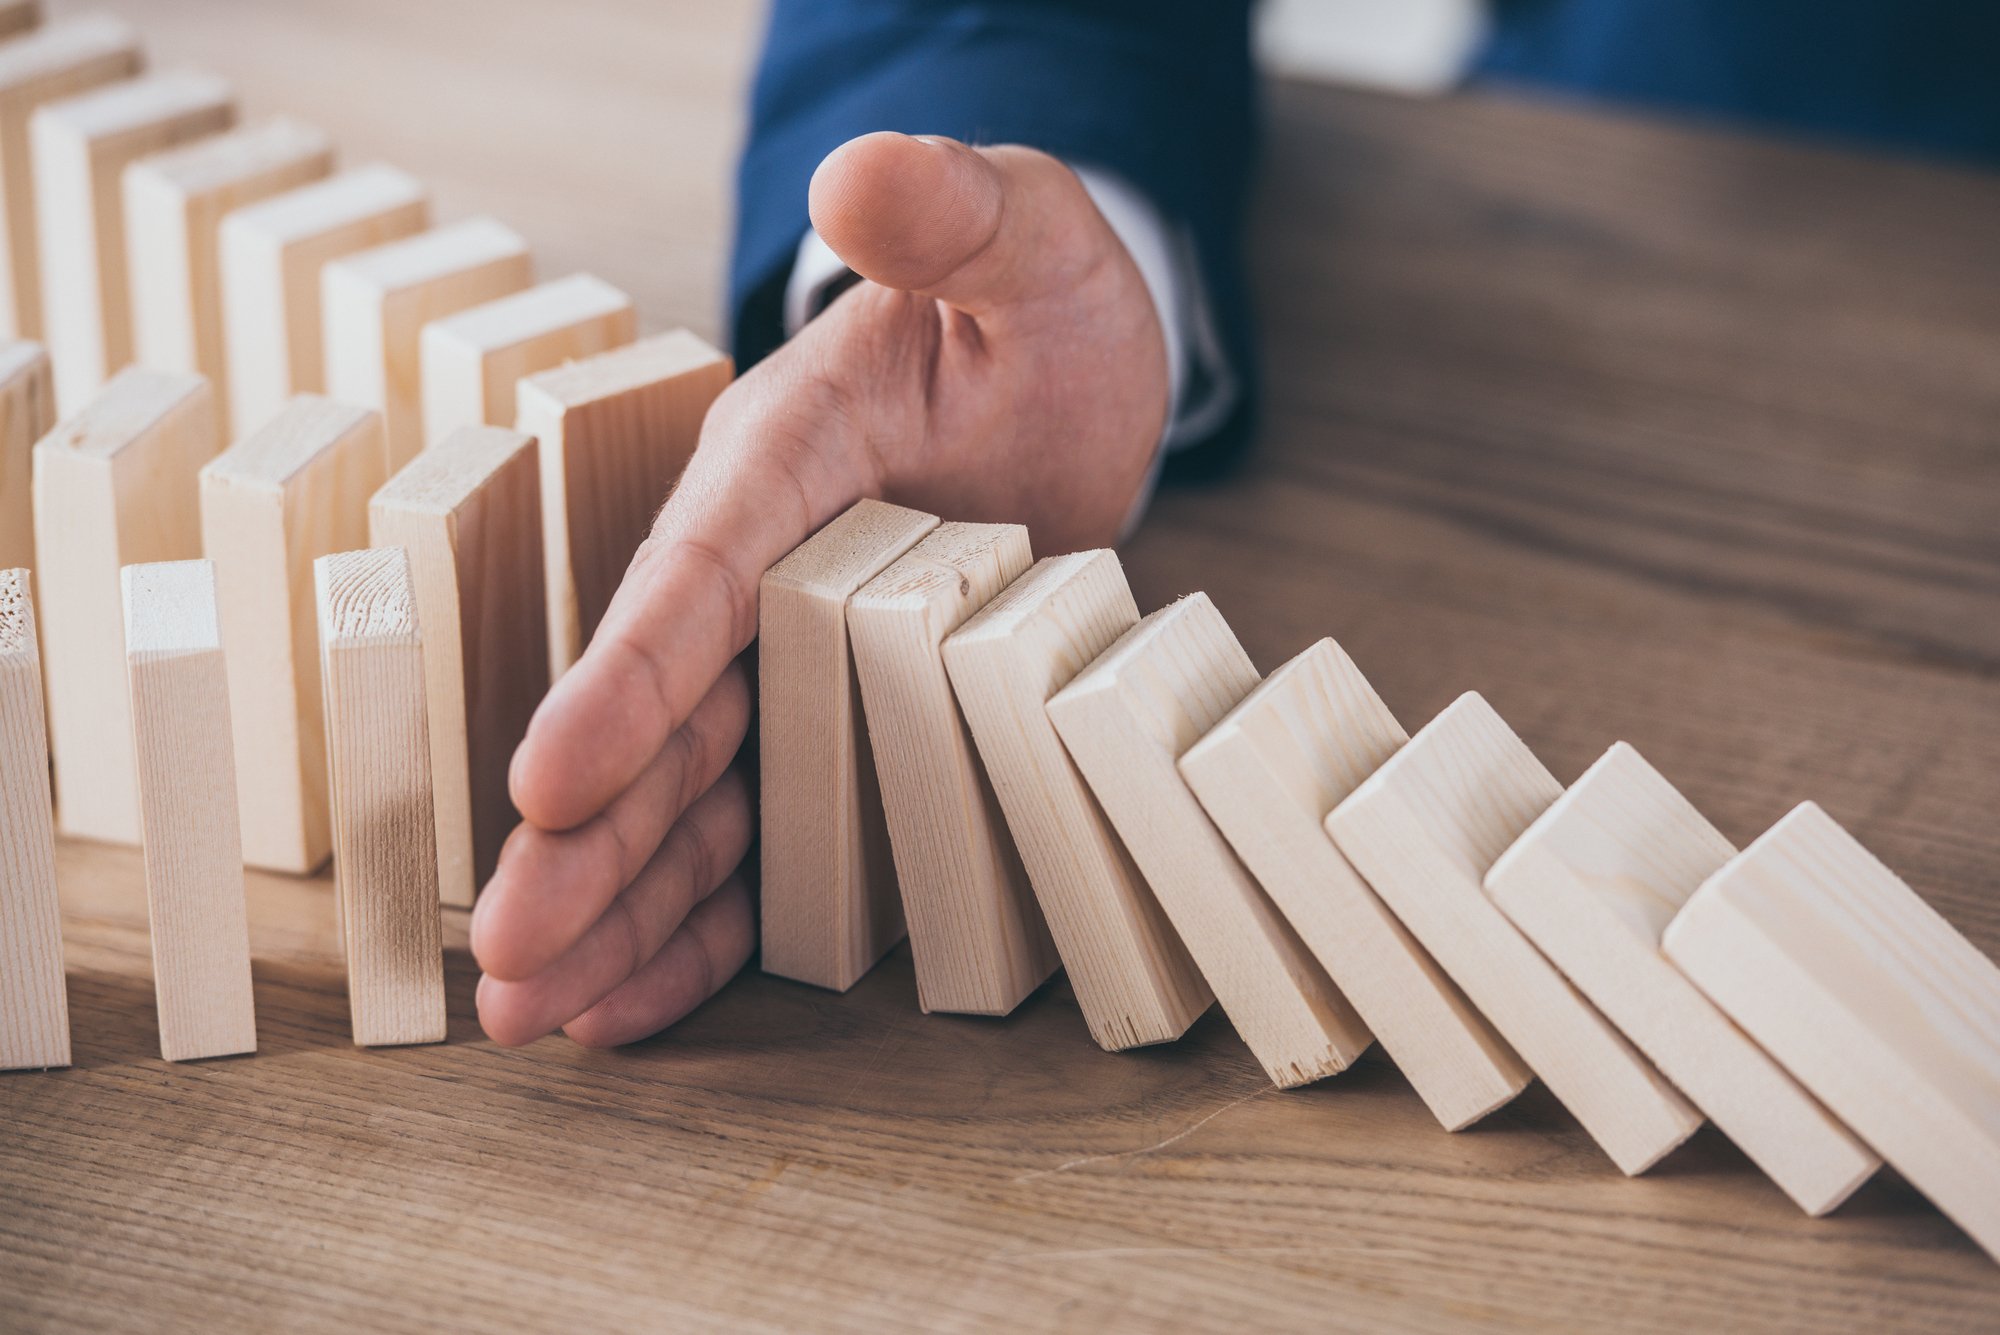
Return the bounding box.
[199,395,385,874]
[32,368,216,845]
[31,69,236,413]
[325,218,532,475]
[848,521,1059,1015]
[0,16,141,341]
[120,559,256,1062]
[422,271,634,455]
[0,4,40,40]
[1181,639,1530,1128]
[315,546,447,1047]
[757,498,937,991]
[1048,596,1371,1087]
[0,568,67,1070]
[943,551,1212,1050]
[220,164,429,440]
[1664,802,2000,1259]
[368,426,546,909]
[0,337,50,575]
[516,328,726,678]
[1326,692,1701,1172]
[125,118,334,441]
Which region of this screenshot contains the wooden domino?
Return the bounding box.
[848,521,1059,1015]
[121,559,257,1062]
[315,546,447,1048]
[1664,802,2000,1260]
[943,551,1212,1050]
[1048,596,1371,1088]
[0,568,67,1070]
[758,498,938,991]
[1181,639,1530,1128]
[0,337,51,575]
[368,425,546,909]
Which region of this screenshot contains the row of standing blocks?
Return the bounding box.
[759,500,2000,1262]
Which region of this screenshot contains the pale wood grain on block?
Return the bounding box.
[1487,743,1879,1212]
[325,218,532,475]
[31,69,236,413]
[516,328,725,678]
[121,559,256,1062]
[315,546,447,1047]
[1663,802,2000,1259]
[757,498,937,991]
[220,164,429,441]
[200,394,385,874]
[944,551,1212,1050]
[1181,639,1528,1128]
[1048,596,1370,1088]
[848,521,1059,1015]
[1326,692,1700,1172]
[32,367,216,845]
[0,337,50,575]
[0,568,67,1069]
[369,425,546,909]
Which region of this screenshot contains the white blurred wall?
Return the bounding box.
[1256,0,1486,92]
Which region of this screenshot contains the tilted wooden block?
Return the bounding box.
[121,559,257,1062]
[32,368,217,845]
[758,498,937,991]
[1181,639,1529,1128]
[1664,802,2000,1260]
[1326,692,1700,1173]
[369,425,546,909]
[200,395,385,874]
[1488,743,1879,1213]
[31,69,236,413]
[849,522,1059,1014]
[944,551,1212,1050]
[315,547,447,1047]
[1048,596,1370,1088]
[0,569,67,1070]
[0,337,51,575]
[516,328,727,679]
[325,217,532,475]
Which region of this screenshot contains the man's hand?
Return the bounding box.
[471,133,1171,1047]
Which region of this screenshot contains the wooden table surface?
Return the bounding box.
[8,2,1999,1331]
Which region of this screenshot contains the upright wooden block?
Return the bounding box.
[324,218,532,474]
[368,426,546,909]
[124,117,334,441]
[315,546,447,1047]
[31,69,236,412]
[1326,693,1701,1172]
[220,164,429,440]
[0,569,66,1070]
[0,337,51,575]
[1181,640,1530,1128]
[32,368,216,845]
[848,522,1059,1015]
[200,395,386,874]
[121,559,256,1062]
[758,498,938,991]
[1664,803,2000,1260]
[516,328,727,678]
[1048,596,1371,1088]
[944,552,1212,1050]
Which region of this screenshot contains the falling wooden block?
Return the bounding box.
[516,328,727,678]
[315,546,447,1047]
[32,368,216,845]
[121,559,257,1062]
[1326,693,1701,1172]
[219,164,429,441]
[124,117,334,441]
[944,551,1212,1050]
[31,69,236,413]
[1664,802,2000,1260]
[324,217,532,475]
[0,568,67,1070]
[848,522,1059,1014]
[758,498,937,991]
[0,337,51,575]
[1181,639,1529,1128]
[368,425,546,909]
[1049,596,1370,1088]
